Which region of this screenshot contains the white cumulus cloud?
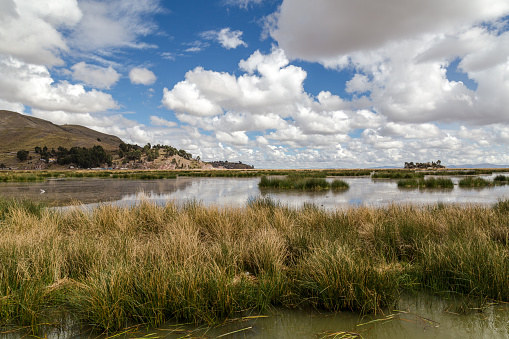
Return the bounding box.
[202,28,247,49]
[0,56,118,113]
[271,0,509,61]
[71,62,121,89]
[163,48,310,118]
[0,0,82,66]
[70,0,160,51]
[150,115,177,127]
[129,67,157,85]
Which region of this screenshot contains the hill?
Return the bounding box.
[0,110,123,165]
[447,163,509,169]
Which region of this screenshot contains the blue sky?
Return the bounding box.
[1,0,509,168]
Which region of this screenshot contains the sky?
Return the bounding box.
[1,0,509,169]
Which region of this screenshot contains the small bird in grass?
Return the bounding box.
[40,189,45,194]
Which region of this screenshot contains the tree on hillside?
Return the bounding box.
[17,150,29,161]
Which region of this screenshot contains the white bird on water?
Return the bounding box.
[40,189,45,194]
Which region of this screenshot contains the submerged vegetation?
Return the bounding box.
[2,197,509,334]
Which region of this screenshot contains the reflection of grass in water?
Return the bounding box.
[3,198,509,335]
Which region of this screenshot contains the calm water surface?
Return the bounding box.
[1,175,509,208]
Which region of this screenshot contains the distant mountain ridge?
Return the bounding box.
[373,164,509,169]
[0,110,123,164]
[447,163,509,169]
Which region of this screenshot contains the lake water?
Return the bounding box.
[26,294,509,339]
[0,175,508,209]
[2,175,509,338]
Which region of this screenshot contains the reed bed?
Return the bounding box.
[494,175,509,183]
[458,176,509,188]
[2,198,509,334]
[458,177,492,187]
[372,171,423,179]
[0,169,373,182]
[397,178,454,188]
[259,175,349,190]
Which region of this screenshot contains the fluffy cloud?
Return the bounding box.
[345,74,371,94]
[271,0,509,60]
[379,122,443,139]
[268,0,509,127]
[71,62,121,89]
[360,33,509,125]
[0,56,118,113]
[216,131,249,145]
[129,67,157,85]
[0,0,82,65]
[70,0,160,51]
[202,28,247,49]
[163,49,310,117]
[150,115,177,127]
[0,98,25,113]
[159,44,509,168]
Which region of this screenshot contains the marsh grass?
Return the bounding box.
[494,175,509,183]
[0,169,374,183]
[2,198,509,334]
[373,171,423,179]
[458,177,492,187]
[259,175,349,190]
[397,178,454,188]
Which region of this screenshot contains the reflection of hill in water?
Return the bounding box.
[0,178,194,206]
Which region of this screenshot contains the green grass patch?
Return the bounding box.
[372,171,423,179]
[397,178,454,188]
[458,177,492,188]
[494,175,509,183]
[259,175,349,190]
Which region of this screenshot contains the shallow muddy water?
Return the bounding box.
[8,294,509,339]
[1,175,509,209]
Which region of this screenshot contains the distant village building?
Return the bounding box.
[404,160,445,169]
[209,161,254,169]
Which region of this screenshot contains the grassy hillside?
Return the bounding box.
[0,110,123,165]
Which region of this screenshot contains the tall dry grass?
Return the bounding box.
[1,197,509,334]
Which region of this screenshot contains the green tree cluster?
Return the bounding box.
[54,145,112,168]
[16,150,30,161]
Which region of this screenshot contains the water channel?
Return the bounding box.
[2,174,509,338]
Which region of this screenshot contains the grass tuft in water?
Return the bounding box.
[458,177,492,188]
